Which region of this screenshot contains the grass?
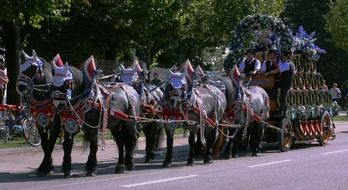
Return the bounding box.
[0,127,187,149]
[333,115,348,121]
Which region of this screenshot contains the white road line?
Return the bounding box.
[121,175,198,188]
[248,159,292,168]
[322,149,348,155]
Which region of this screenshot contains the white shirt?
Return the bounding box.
[238,58,261,74]
[330,87,341,99]
[261,60,277,73]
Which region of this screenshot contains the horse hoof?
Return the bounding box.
[252,152,259,157]
[36,170,49,177]
[115,165,125,174]
[86,171,97,177]
[162,161,172,168]
[204,158,213,164]
[187,158,194,166]
[64,170,73,178]
[126,163,135,171]
[232,154,239,158]
[223,154,231,160]
[145,158,152,163]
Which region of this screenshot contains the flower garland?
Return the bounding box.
[224,14,293,70]
[292,26,326,61]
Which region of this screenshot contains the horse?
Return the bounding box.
[51,56,103,177]
[118,60,164,163]
[218,66,270,158]
[16,50,60,176]
[162,68,227,167]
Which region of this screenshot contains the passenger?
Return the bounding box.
[261,49,279,75]
[238,48,261,77]
[261,49,280,99]
[274,50,296,118]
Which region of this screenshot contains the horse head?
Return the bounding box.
[52,60,73,109]
[119,64,139,85]
[164,70,189,110]
[17,50,53,98]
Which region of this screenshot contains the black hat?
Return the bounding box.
[246,48,256,55]
[268,49,278,55]
[282,50,293,57]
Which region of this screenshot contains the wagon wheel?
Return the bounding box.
[318,111,333,146]
[278,118,293,152]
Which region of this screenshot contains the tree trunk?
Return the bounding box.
[4,19,20,105]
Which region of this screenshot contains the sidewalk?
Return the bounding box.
[0,137,189,173]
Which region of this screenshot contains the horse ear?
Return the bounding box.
[64,62,70,73]
[32,50,38,60]
[169,69,174,75]
[22,50,30,61]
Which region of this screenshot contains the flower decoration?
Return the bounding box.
[292,26,326,60]
[224,14,294,71]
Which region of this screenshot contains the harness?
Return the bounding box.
[16,72,54,131]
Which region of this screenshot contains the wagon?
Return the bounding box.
[249,53,335,152]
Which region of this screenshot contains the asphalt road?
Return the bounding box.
[1,122,348,190]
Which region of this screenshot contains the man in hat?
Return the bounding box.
[274,50,296,117]
[238,48,261,76]
[261,49,280,98]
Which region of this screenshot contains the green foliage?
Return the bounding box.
[325,0,348,51]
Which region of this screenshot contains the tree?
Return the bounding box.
[325,0,348,51]
[0,0,70,105]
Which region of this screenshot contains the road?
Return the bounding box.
[0,122,348,190]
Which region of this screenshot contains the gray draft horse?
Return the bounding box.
[162,69,227,167]
[118,60,164,163]
[218,67,270,158]
[16,50,61,177]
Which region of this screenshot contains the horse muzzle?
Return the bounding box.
[53,91,67,109]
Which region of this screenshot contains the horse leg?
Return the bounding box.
[110,127,125,174]
[62,131,76,177]
[85,127,98,177]
[187,127,197,166]
[231,128,242,158]
[163,126,174,168]
[250,122,263,157]
[223,128,235,159]
[143,123,154,163]
[36,122,60,177]
[204,126,217,164]
[125,124,138,171]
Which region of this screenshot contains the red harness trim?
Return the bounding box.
[0,104,20,112]
[143,104,161,115]
[29,98,55,124]
[60,101,86,125]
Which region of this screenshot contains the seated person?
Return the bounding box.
[261,49,279,75]
[261,49,280,99]
[238,48,261,77]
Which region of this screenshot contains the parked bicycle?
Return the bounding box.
[0,104,41,147]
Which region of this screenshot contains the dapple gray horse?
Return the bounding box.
[119,61,164,163]
[162,71,227,167]
[217,69,270,158]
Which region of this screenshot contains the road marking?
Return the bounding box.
[322,149,348,155]
[248,159,292,168]
[121,175,198,188]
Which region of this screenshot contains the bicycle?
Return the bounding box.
[0,104,41,147]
